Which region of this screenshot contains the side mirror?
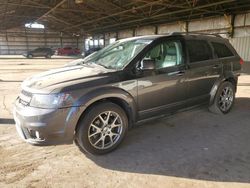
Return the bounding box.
[142,59,155,70]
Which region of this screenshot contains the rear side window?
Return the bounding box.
[211,42,234,58]
[186,40,213,63]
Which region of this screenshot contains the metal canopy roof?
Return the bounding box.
[0,0,250,35]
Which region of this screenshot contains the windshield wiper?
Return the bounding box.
[98,63,112,69]
[89,62,114,70]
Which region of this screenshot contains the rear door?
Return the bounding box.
[185,39,222,105]
[40,48,47,56]
[65,47,72,55]
[31,48,38,57]
[211,41,240,72]
[33,48,44,57]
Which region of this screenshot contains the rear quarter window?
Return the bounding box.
[186,40,213,63]
[211,42,234,58]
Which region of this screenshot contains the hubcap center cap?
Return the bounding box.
[103,127,109,133]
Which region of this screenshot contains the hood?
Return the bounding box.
[64,58,84,67]
[22,64,114,94]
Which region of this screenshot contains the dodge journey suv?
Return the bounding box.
[13,33,242,155]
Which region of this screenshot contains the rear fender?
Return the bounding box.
[209,72,237,105]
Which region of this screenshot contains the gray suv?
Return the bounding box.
[23,47,54,58]
[13,33,242,155]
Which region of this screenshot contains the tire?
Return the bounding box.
[209,81,235,114]
[27,54,33,58]
[45,54,51,59]
[75,102,128,155]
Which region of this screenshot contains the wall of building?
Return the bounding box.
[230,36,250,61]
[0,27,81,55]
[1,12,250,59]
[102,12,250,61]
[229,13,250,61]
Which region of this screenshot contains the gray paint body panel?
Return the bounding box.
[13,34,242,145]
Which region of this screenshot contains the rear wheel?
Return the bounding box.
[75,102,128,155]
[209,81,235,114]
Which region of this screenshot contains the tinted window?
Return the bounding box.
[142,40,183,69]
[186,40,212,63]
[34,48,41,52]
[212,42,234,58]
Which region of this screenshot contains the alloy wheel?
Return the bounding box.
[218,86,234,112]
[88,111,123,150]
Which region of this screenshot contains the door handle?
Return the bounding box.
[176,71,185,76]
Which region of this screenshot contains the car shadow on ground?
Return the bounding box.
[86,97,250,183]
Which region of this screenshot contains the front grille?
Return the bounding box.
[19,90,32,106]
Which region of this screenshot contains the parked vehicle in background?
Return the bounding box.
[57,47,80,56]
[14,33,242,155]
[82,47,102,57]
[23,47,54,58]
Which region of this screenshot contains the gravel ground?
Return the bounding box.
[0,57,250,188]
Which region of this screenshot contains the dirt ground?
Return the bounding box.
[0,56,250,188]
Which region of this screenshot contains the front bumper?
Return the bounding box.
[13,100,79,145]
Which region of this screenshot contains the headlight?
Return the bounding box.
[30,93,73,109]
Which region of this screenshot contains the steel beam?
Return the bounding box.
[63,0,164,31]
[84,0,235,33]
[35,0,68,22]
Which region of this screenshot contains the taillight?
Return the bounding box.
[240,58,244,65]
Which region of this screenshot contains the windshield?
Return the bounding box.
[82,38,152,70]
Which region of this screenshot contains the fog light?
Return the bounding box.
[28,129,36,138]
[35,131,41,139]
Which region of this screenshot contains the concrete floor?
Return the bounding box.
[0,58,250,188]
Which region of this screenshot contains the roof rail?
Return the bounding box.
[170,32,223,38]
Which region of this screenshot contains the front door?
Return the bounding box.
[136,39,187,120]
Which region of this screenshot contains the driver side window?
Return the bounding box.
[143,40,183,69]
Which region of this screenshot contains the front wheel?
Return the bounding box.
[45,54,51,58]
[27,54,33,58]
[209,81,235,114]
[75,102,128,155]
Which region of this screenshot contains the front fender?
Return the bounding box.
[64,86,137,141]
[78,86,136,110]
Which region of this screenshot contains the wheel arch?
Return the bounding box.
[73,87,137,134]
[209,74,237,106]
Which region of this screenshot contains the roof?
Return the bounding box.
[118,35,164,41]
[117,32,229,42]
[0,0,250,35]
